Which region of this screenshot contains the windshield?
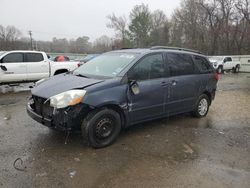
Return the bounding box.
[73,52,139,78]
[209,56,223,62]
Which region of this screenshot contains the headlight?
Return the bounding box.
[50,90,86,109]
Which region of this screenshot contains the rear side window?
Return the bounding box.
[2,53,24,63]
[225,57,232,62]
[26,53,44,62]
[167,53,194,76]
[128,54,165,81]
[193,55,213,73]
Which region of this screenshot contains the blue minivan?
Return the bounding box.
[27,47,218,148]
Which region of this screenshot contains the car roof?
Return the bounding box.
[3,50,45,53]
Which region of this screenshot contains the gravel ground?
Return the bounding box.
[0,73,250,188]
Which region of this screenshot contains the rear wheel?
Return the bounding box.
[81,108,121,148]
[192,94,210,118]
[233,65,240,73]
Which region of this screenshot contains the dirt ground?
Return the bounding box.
[0,73,250,188]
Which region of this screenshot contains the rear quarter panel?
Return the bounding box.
[50,61,79,75]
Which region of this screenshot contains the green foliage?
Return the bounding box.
[129,4,152,47]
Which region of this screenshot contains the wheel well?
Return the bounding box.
[98,104,127,128]
[203,91,212,104]
[54,69,68,75]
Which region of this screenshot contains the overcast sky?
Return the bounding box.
[0,0,181,42]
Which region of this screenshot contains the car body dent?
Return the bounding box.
[31,73,103,98]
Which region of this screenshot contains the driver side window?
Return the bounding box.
[128,54,165,81]
[2,53,24,63]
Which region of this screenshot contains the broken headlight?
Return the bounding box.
[50,90,86,109]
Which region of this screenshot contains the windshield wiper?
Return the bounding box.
[75,73,89,78]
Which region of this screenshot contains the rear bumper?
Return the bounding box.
[27,98,90,131]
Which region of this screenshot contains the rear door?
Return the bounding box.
[25,52,50,81]
[166,52,200,114]
[0,52,27,83]
[223,57,233,70]
[127,53,167,123]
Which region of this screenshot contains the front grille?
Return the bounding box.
[33,96,53,119]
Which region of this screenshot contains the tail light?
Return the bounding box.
[214,72,220,81]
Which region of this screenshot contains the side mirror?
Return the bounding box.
[0,65,7,71]
[129,80,140,95]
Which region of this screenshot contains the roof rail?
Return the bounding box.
[150,46,203,54]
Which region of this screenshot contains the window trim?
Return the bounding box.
[192,55,214,74]
[127,52,166,82]
[166,52,196,77]
[1,52,24,63]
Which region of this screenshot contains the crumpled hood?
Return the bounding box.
[31,74,103,98]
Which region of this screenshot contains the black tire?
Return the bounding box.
[233,65,240,73]
[81,108,121,148]
[192,94,210,118]
[217,66,223,74]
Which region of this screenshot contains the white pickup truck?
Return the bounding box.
[209,56,241,74]
[0,51,79,84]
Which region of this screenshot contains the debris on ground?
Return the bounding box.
[145,134,151,138]
[13,158,27,171]
[69,171,76,178]
[36,172,47,177]
[74,158,80,162]
[183,144,194,154]
[64,132,70,144]
[4,116,10,120]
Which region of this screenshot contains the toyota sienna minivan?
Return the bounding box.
[27,47,218,148]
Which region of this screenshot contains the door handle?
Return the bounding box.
[171,80,177,86]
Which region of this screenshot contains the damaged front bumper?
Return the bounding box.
[26,97,90,132]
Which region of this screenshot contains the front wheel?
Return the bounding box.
[192,94,210,118]
[81,108,121,148]
[217,66,223,74]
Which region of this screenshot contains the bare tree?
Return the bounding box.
[0,25,22,50]
[107,14,128,47]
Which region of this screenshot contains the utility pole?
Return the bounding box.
[28,30,33,50]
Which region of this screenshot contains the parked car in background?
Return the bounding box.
[27,47,218,148]
[209,56,241,74]
[0,50,79,84]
